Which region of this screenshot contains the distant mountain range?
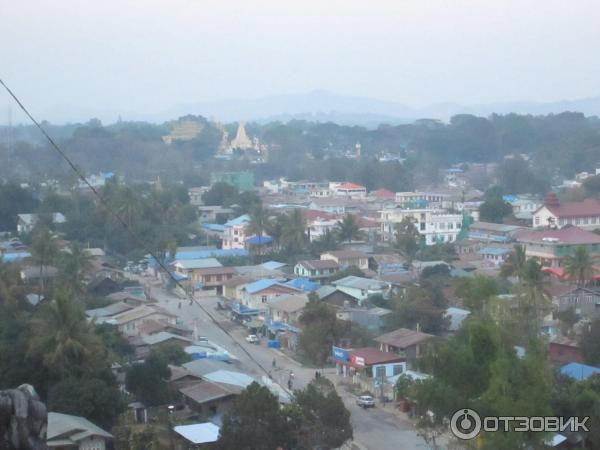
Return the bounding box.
[40,90,600,126]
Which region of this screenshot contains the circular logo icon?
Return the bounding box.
[450,408,482,440]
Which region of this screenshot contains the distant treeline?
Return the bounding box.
[1,112,599,193]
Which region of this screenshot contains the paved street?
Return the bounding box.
[141,277,431,449]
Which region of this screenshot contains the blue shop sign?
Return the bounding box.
[332,346,349,362]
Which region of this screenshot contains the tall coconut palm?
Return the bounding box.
[500,244,527,280]
[30,227,59,298]
[336,214,362,243]
[58,243,94,294]
[28,293,102,378]
[564,246,596,286]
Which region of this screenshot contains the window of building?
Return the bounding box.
[393,364,403,375]
[535,217,540,225]
[261,295,267,303]
[375,366,386,378]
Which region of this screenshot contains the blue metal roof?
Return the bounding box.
[231,303,261,315]
[1,252,31,262]
[285,277,319,292]
[175,248,249,260]
[244,278,287,294]
[245,235,273,246]
[261,261,286,270]
[224,214,250,227]
[560,362,600,381]
[478,247,510,256]
[201,223,225,232]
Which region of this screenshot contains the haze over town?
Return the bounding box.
[3,0,600,123]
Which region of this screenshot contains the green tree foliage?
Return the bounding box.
[29,226,59,298]
[495,155,548,195]
[125,350,172,407]
[564,246,596,286]
[26,293,124,426]
[47,376,125,429]
[95,323,134,360]
[455,275,500,313]
[28,293,105,378]
[386,285,448,334]
[478,187,512,223]
[336,214,362,243]
[202,182,239,207]
[580,318,600,366]
[412,320,553,449]
[500,244,526,279]
[298,298,339,365]
[393,217,420,262]
[58,242,94,294]
[218,382,294,450]
[291,378,353,449]
[0,183,39,230]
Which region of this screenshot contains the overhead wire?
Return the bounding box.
[0,78,293,395]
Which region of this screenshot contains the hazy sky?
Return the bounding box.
[2,0,600,122]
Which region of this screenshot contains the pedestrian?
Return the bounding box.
[272,358,276,368]
[315,370,319,379]
[287,379,292,390]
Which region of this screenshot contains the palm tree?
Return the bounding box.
[281,209,308,255]
[336,214,362,243]
[58,243,94,294]
[30,227,59,298]
[28,292,103,377]
[116,187,144,228]
[247,205,272,260]
[247,205,270,243]
[519,259,550,340]
[500,244,527,280]
[564,246,596,286]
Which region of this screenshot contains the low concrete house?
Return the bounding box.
[320,250,369,270]
[331,276,389,305]
[267,293,309,325]
[294,259,340,282]
[375,328,435,368]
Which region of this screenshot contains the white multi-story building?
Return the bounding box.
[222,214,250,249]
[395,192,448,208]
[379,208,462,245]
[331,182,367,198]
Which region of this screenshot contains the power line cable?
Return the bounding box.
[0,78,292,395]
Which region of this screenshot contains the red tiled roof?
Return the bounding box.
[517,227,600,245]
[349,347,405,366]
[370,188,395,199]
[543,198,600,217]
[304,209,337,222]
[337,182,366,190]
[356,216,379,228]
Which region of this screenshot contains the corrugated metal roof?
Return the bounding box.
[173,423,220,444]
